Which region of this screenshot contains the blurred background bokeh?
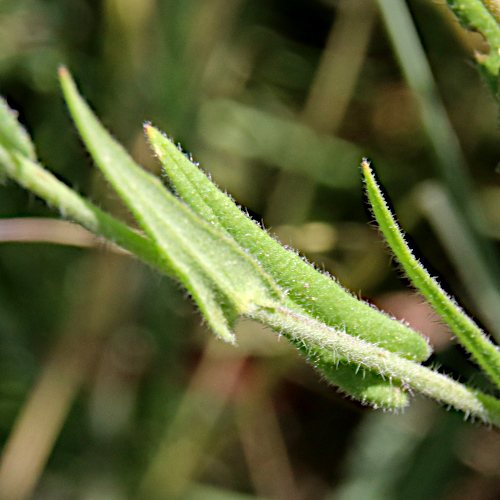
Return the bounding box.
[2,0,500,498]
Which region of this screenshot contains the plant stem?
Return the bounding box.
[0,149,171,276]
[251,304,500,425]
[378,0,500,339]
[362,160,500,391]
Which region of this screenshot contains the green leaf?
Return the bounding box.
[362,159,500,390]
[145,125,427,410]
[482,0,500,24]
[145,125,431,362]
[59,67,282,344]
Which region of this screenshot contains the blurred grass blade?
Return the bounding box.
[362,159,500,390]
[59,67,282,343]
[0,97,36,162]
[198,98,382,190]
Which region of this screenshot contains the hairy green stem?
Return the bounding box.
[0,148,171,276]
[378,0,500,329]
[362,160,500,391]
[251,304,500,425]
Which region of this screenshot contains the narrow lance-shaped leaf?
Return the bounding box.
[145,125,426,409]
[145,126,430,361]
[362,159,500,391]
[59,67,282,344]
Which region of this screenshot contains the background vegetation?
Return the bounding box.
[1,0,500,498]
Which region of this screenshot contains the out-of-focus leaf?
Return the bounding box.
[59,68,282,344]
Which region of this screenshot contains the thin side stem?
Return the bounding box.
[362,160,500,391]
[251,304,500,426]
[0,149,172,277]
[377,0,500,339]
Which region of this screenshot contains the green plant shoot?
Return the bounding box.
[2,69,500,423]
[362,159,500,391]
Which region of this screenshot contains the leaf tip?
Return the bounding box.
[57,66,69,80]
[144,123,164,145]
[361,157,372,176]
[58,66,78,102]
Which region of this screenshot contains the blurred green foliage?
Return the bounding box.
[2,0,500,499]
